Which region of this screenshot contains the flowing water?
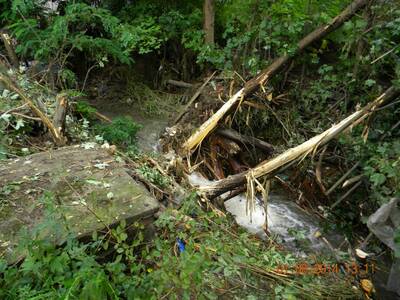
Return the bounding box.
[188,172,400,298]
[133,120,399,298]
[188,172,343,256]
[91,90,342,256]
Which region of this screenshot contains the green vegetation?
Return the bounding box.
[138,165,170,188]
[95,116,142,148]
[1,0,400,298]
[0,193,358,299]
[75,100,98,120]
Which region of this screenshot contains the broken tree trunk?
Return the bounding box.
[216,128,274,154]
[182,0,369,153]
[200,87,399,198]
[0,73,65,146]
[52,94,68,135]
[0,32,19,68]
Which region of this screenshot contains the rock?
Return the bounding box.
[0,145,159,263]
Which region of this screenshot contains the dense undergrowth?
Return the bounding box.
[0,193,359,299]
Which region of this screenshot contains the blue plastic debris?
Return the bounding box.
[176,238,185,253]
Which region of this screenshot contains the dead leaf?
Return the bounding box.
[360,279,374,295]
[314,231,322,238]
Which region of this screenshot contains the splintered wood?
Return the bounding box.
[200,87,399,198]
[182,0,370,154]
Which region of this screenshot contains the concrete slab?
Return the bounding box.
[0,145,159,262]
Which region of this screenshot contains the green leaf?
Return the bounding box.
[120,232,128,241]
[364,79,376,87]
[92,230,98,241]
[370,173,386,186]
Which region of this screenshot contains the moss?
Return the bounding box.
[0,146,159,263]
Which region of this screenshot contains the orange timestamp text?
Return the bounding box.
[274,262,376,276]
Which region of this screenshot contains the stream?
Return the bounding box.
[91,94,343,256]
[187,172,343,257]
[187,173,399,299]
[91,92,399,299]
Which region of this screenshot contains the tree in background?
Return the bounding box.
[203,0,215,45]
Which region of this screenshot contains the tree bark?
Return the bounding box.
[203,0,215,45]
[182,0,369,153]
[167,79,193,88]
[94,111,112,123]
[200,87,399,199]
[216,128,274,154]
[52,94,68,135]
[0,32,19,68]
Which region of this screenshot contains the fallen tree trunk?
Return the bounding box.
[216,128,274,154]
[94,111,112,123]
[200,87,399,198]
[182,0,369,153]
[167,79,193,88]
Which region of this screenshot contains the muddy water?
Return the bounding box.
[126,111,168,152]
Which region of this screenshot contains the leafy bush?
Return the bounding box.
[96,116,142,147]
[2,1,164,87]
[8,2,127,62]
[138,165,170,188]
[75,101,97,120]
[362,140,400,205]
[2,0,351,76]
